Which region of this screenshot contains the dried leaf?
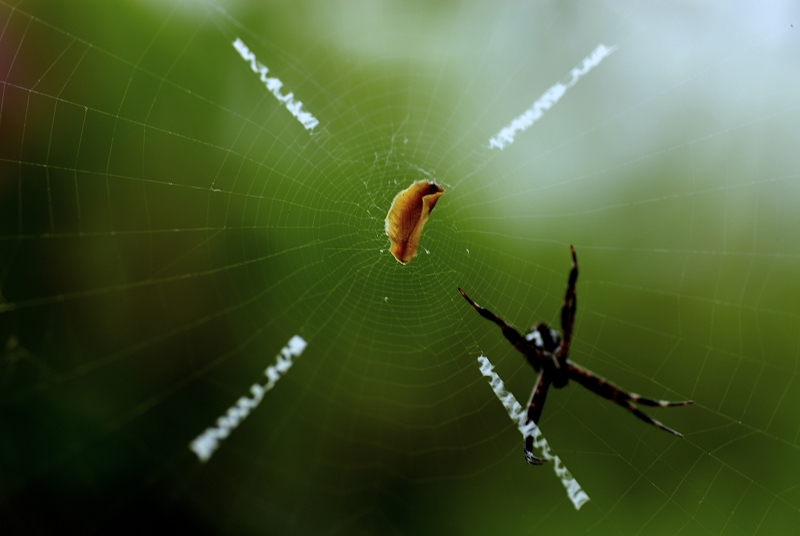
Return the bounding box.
[384,180,445,264]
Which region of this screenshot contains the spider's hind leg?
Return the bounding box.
[557,246,579,363]
[458,288,531,357]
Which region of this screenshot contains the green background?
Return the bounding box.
[2,1,800,534]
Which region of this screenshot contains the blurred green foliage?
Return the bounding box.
[2,1,800,534]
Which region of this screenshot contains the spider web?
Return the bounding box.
[2,1,800,534]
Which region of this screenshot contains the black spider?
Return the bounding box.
[459,246,692,465]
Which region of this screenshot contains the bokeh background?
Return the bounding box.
[2,1,800,534]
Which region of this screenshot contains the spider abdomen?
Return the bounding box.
[525,323,561,353]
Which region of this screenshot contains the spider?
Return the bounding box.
[459,246,692,465]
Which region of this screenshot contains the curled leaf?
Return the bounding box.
[384,180,445,264]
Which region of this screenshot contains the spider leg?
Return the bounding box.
[567,362,692,437]
[621,402,685,437]
[628,394,694,408]
[526,371,552,425]
[523,371,551,465]
[459,288,551,465]
[557,246,578,362]
[458,288,532,358]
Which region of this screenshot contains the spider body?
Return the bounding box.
[459,246,692,465]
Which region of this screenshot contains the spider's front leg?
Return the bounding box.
[568,361,693,437]
[459,287,550,465]
[523,371,552,465]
